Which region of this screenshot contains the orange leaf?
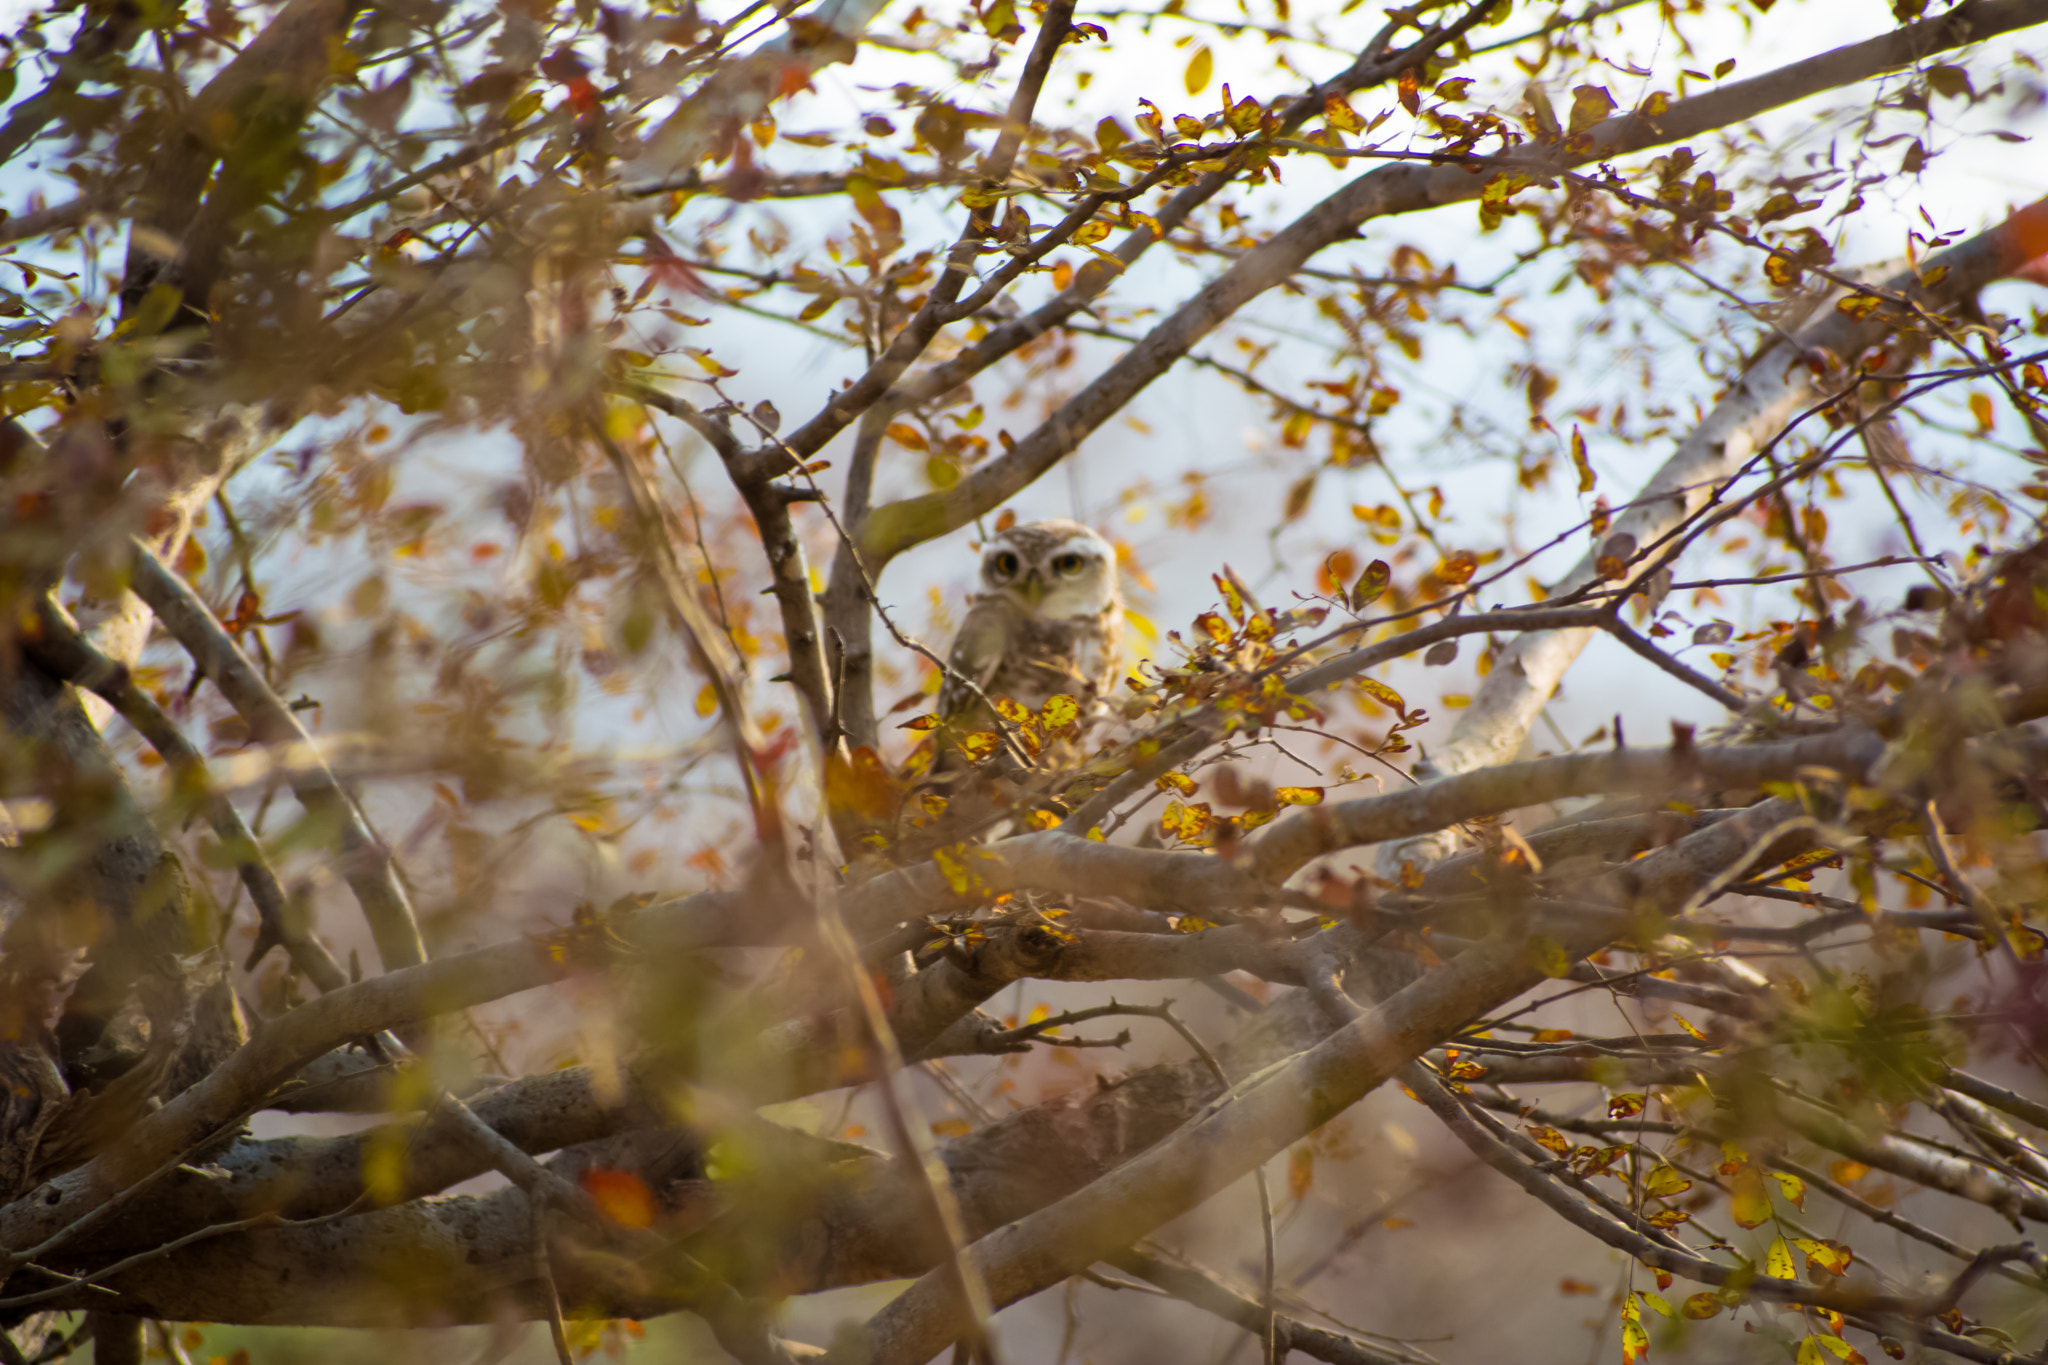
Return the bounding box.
[580,1168,655,1228]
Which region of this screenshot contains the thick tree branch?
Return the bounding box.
[0,890,753,1256]
[843,798,1807,1364]
[23,598,348,993]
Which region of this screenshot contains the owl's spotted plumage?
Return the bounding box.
[935,520,1123,764]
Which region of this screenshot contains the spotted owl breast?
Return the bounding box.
[986,612,1118,711]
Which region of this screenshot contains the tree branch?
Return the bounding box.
[856,0,2048,571]
[128,539,427,974]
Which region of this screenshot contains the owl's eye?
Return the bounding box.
[1052,551,1087,577]
[990,550,1021,579]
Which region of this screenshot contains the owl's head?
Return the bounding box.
[978,520,1119,619]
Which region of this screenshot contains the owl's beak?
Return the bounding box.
[1017,572,1047,607]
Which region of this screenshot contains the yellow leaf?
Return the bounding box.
[1835,293,1882,320]
[1642,1165,1692,1198]
[1040,694,1081,730]
[1969,391,1995,432]
[1224,89,1262,134]
[991,696,1034,728]
[1796,1237,1854,1277]
[1621,1319,1648,1365]
[695,683,718,717]
[1770,1171,1807,1210]
[1769,1236,1797,1280]
[1567,84,1616,135]
[1728,1163,1772,1229]
[1185,45,1213,96]
[1160,800,1214,843]
[933,845,973,895]
[1356,676,1405,712]
[898,713,942,731]
[1071,220,1110,246]
[1570,425,1594,493]
[1681,1293,1723,1320]
[1274,786,1323,806]
[1351,558,1391,610]
[1324,94,1363,133]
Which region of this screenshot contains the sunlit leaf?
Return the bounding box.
[1436,551,1477,585]
[1352,558,1392,610]
[1728,1162,1772,1228]
[1642,1165,1692,1199]
[1356,676,1405,712]
[1969,391,1995,432]
[1041,694,1081,730]
[1567,84,1616,135]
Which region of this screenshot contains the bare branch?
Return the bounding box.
[129,540,427,974]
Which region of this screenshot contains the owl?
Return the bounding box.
[934,520,1123,768]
